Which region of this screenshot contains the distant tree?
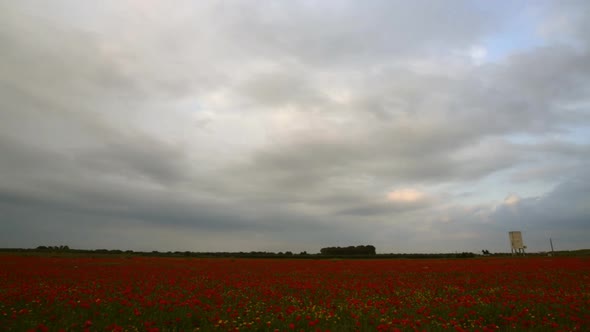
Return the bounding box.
[320,245,376,256]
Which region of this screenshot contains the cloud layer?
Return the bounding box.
[1,1,589,253]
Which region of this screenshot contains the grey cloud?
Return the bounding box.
[1,1,590,252]
[215,0,498,66]
[72,135,192,186]
[230,42,590,204]
[491,173,590,230]
[337,199,432,217]
[236,133,521,203]
[235,69,329,110]
[419,169,590,252]
[508,140,590,182]
[525,139,590,157]
[0,8,142,101]
[510,164,575,183]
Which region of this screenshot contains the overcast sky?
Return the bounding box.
[1,1,589,253]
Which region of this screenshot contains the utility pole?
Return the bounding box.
[550,238,554,253]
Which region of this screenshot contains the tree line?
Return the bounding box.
[320,245,376,256]
[0,246,486,259]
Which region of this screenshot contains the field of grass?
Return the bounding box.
[1,256,589,331]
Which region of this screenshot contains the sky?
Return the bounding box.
[1,1,589,253]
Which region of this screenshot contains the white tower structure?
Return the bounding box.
[509,231,526,255]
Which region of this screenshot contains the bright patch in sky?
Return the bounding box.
[469,45,488,64]
[504,194,521,206]
[387,189,426,203]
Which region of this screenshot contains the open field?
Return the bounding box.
[1,256,589,331]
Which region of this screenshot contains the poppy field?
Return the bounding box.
[1,255,589,331]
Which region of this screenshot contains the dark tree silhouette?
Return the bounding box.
[320,245,376,256]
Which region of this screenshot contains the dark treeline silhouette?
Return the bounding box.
[16,245,579,259]
[0,246,314,258]
[320,245,376,256]
[2,246,588,258]
[35,245,70,251]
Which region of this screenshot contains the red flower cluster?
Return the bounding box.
[0,255,588,331]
